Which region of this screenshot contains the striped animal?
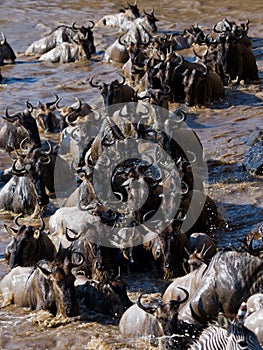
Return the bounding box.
[189,309,262,349]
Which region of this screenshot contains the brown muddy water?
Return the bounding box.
[0,0,263,349]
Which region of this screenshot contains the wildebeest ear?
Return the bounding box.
[33,230,40,239]
[4,224,18,236]
[217,313,229,330]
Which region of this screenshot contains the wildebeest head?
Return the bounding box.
[37,257,78,317]
[120,2,140,20]
[34,95,60,132]
[137,287,189,335]
[89,74,134,107]
[0,32,16,65]
[57,97,93,131]
[4,214,56,268]
[72,21,96,55]
[3,101,41,148]
[142,9,158,33]
[151,223,188,279]
[11,141,53,206]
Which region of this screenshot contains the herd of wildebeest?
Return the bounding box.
[0,2,263,349]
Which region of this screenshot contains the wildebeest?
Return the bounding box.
[0,101,42,151]
[216,32,259,85]
[39,37,92,63]
[32,95,60,132]
[103,10,157,63]
[119,288,189,338]
[0,32,16,65]
[178,250,263,325]
[243,293,263,345]
[89,74,137,108]
[95,1,141,31]
[0,257,78,317]
[162,263,207,306]
[26,21,95,56]
[4,214,57,268]
[183,66,225,107]
[0,141,54,214]
[244,309,263,346]
[75,274,132,317]
[56,97,93,131]
[147,224,188,279]
[184,232,217,269]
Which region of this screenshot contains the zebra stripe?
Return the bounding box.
[189,321,262,350]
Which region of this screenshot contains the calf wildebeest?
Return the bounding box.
[184,232,217,269]
[119,288,189,338]
[189,310,262,349]
[0,32,16,65]
[0,256,79,317]
[4,215,57,268]
[26,21,95,56]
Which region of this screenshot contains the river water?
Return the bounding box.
[0,0,263,349]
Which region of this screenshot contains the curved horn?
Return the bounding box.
[87,20,95,29]
[115,74,126,87]
[3,108,20,122]
[11,160,27,176]
[143,210,156,222]
[213,24,222,33]
[72,21,79,31]
[118,33,128,46]
[41,140,52,156]
[46,94,60,109]
[26,100,34,113]
[0,32,6,45]
[89,75,101,88]
[19,137,31,153]
[14,213,23,227]
[172,109,186,124]
[137,293,159,314]
[197,62,208,76]
[172,287,189,304]
[186,150,197,164]
[70,251,85,268]
[71,97,82,112]
[65,227,82,241]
